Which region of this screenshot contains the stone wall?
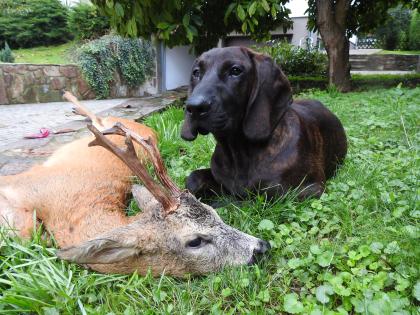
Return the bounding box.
[0,63,158,105]
[350,54,420,72]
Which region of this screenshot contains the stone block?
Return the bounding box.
[23,72,35,85]
[77,78,91,95]
[22,87,37,103]
[3,73,13,86]
[51,77,66,90]
[34,69,44,79]
[59,66,78,78]
[43,66,61,77]
[2,64,27,74]
[10,75,25,100]
[0,76,9,105]
[37,89,62,103]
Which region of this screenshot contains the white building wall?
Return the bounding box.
[164,46,196,90]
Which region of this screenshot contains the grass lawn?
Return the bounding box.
[378,50,420,55]
[12,42,75,64]
[0,87,419,314]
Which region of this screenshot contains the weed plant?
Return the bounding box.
[0,87,418,314]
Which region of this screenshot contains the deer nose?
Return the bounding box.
[185,95,211,117]
[248,240,271,265]
[254,239,271,255]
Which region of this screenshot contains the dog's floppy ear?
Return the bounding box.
[242,49,292,142]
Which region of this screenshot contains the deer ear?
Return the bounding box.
[57,234,139,264]
[242,49,293,142]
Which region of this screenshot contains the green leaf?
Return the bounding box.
[315,284,334,304]
[316,251,334,267]
[182,14,190,28]
[114,2,124,17]
[221,288,232,297]
[186,29,193,43]
[241,22,247,33]
[106,0,114,9]
[271,5,277,17]
[248,2,257,16]
[287,258,303,269]
[258,219,274,231]
[257,289,270,302]
[261,0,270,12]
[310,244,323,255]
[370,242,383,254]
[237,4,246,21]
[384,241,400,254]
[240,278,250,287]
[359,245,371,257]
[367,293,393,315]
[283,293,304,314]
[157,22,170,30]
[413,281,420,301]
[224,2,236,24]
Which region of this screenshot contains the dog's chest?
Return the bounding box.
[211,144,284,195]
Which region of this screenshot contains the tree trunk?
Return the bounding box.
[316,0,351,92]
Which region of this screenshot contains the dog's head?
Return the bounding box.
[181,46,292,142]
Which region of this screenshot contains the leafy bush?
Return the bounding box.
[76,35,155,99]
[255,41,327,76]
[0,0,71,48]
[0,42,15,63]
[68,3,109,40]
[408,10,420,50]
[289,74,420,92]
[374,6,412,50]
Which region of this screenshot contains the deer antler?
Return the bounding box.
[87,124,180,214]
[103,123,182,196]
[62,91,104,127]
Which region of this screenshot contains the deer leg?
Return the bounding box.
[131,184,162,213]
[0,205,35,239]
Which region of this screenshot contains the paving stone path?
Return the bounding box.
[0,89,186,176]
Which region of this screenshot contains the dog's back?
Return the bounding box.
[292,99,347,179]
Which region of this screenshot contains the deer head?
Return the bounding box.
[57,123,270,276]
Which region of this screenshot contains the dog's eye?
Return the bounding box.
[229,66,242,77]
[192,69,200,78]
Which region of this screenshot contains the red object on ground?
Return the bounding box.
[24,128,50,139]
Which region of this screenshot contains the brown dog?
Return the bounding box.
[181,47,347,200]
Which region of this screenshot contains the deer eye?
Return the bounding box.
[187,236,205,248]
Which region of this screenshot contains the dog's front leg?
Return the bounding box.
[186,168,226,201]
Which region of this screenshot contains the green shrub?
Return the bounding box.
[374,6,412,50]
[408,10,420,50]
[68,3,109,40]
[255,41,327,76]
[0,0,71,48]
[0,42,15,63]
[288,74,420,93]
[76,35,155,99]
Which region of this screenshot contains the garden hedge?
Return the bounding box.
[289,74,420,93]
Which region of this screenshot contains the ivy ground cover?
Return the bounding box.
[0,87,419,314]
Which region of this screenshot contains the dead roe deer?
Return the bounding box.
[0,92,269,276]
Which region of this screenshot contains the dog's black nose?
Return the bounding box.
[186,95,211,117]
